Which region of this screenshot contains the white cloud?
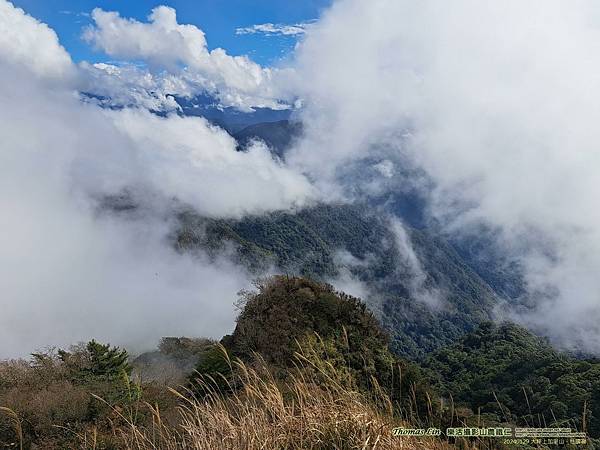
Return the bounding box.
[78,62,183,112]
[108,108,314,218]
[329,267,371,301]
[0,65,247,357]
[0,0,73,80]
[389,219,442,308]
[289,0,600,352]
[0,0,314,357]
[236,22,310,37]
[84,6,206,70]
[83,6,292,110]
[59,10,89,18]
[373,160,394,178]
[8,0,600,357]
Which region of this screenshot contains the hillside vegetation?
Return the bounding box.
[175,203,499,360]
[233,119,302,157]
[0,276,449,449]
[425,322,600,442]
[196,276,438,420]
[3,276,596,448]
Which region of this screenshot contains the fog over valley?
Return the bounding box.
[2,0,600,357]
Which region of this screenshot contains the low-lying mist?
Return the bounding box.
[0,1,312,357]
[3,0,600,357]
[288,0,600,353]
[0,70,250,357]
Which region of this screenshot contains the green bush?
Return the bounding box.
[192,276,439,422]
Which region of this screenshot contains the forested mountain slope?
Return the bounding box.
[175,203,499,359]
[425,322,600,441]
[233,120,302,157]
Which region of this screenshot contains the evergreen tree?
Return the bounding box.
[58,339,132,382]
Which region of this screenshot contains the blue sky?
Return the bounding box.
[11,0,331,66]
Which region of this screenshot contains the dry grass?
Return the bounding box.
[0,407,23,450]
[2,343,459,449]
[86,346,451,450]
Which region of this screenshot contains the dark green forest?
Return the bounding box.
[175,203,498,360]
[425,321,600,440]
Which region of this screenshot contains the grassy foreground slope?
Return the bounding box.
[1,276,451,449]
[2,276,597,448]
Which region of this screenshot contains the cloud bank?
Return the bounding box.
[289,0,600,353]
[0,0,312,357]
[83,6,292,110]
[4,0,600,357]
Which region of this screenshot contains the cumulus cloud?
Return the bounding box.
[289,0,600,353]
[236,22,310,37]
[83,6,291,110]
[78,62,183,112]
[84,6,206,70]
[108,109,314,218]
[0,0,73,80]
[0,0,313,357]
